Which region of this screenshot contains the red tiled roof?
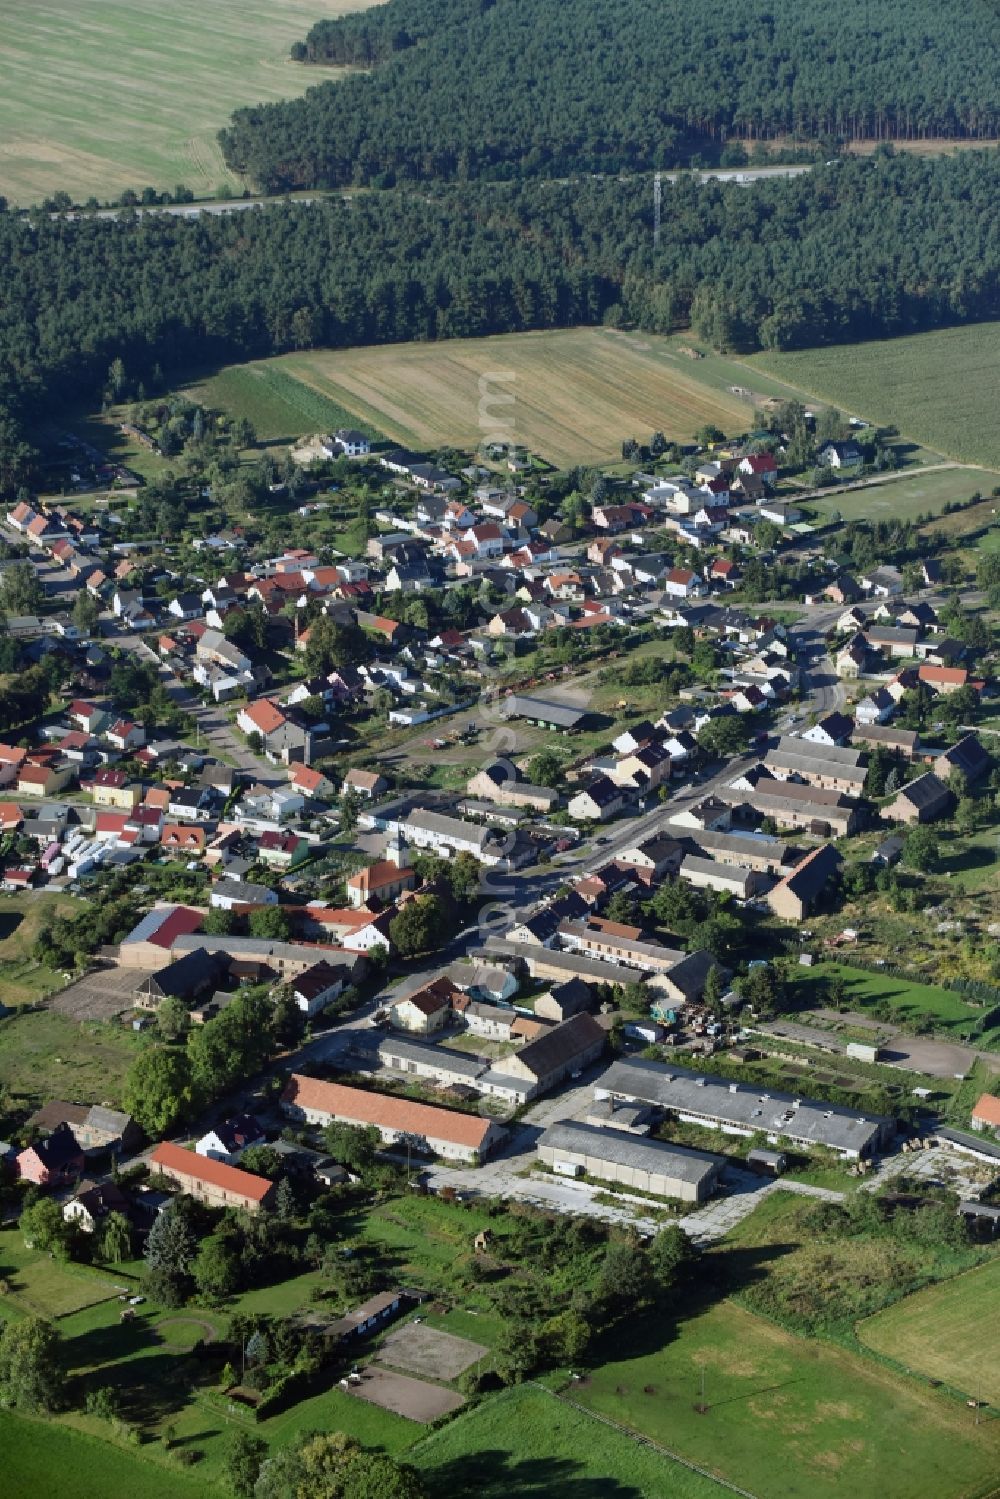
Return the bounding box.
[971,1093,1000,1128]
[282,1074,491,1148]
[149,1142,272,1203]
[241,699,286,735]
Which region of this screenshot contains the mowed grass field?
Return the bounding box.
[748,322,1000,469]
[572,1299,1000,1499]
[0,0,358,205]
[271,327,802,466]
[0,1412,207,1499]
[859,1260,1000,1406]
[411,1385,729,1499]
[807,466,996,522]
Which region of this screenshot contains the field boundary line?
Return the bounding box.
[538,1382,760,1499]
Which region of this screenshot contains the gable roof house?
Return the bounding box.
[568,775,626,823]
[149,1142,275,1213]
[768,844,843,921]
[281,1074,504,1164]
[478,1012,605,1105]
[195,1114,267,1163]
[17,1123,86,1188]
[884,771,952,825]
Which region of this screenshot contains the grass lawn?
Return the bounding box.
[786,962,983,1038]
[748,322,1000,469]
[0,1007,146,1111]
[266,327,816,467]
[0,1234,125,1320]
[937,821,1000,894]
[0,1411,208,1499]
[0,891,86,1007]
[858,1259,1000,1405]
[806,467,995,523]
[0,0,358,205]
[572,1297,1000,1499]
[190,364,386,447]
[411,1384,729,1499]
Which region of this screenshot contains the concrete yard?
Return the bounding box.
[376,1322,488,1381]
[349,1366,465,1423]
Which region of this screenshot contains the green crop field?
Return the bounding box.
[190,364,386,446]
[572,1297,1000,1499]
[858,1260,1000,1405]
[268,328,809,467]
[0,0,359,206]
[411,1384,729,1499]
[748,323,1000,469]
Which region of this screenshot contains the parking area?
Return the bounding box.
[376,1322,487,1381]
[348,1365,465,1423]
[48,966,139,1021]
[880,1035,998,1080]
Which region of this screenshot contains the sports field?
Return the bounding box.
[272,328,803,466]
[858,1259,1000,1405]
[748,322,1000,469]
[0,0,357,205]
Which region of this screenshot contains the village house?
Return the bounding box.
[768,844,843,921]
[390,976,461,1035]
[291,959,349,1016]
[884,772,952,825]
[477,1012,605,1106]
[568,775,626,823]
[195,1115,266,1163]
[149,1142,275,1213]
[17,1124,86,1188]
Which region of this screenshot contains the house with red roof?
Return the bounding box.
[149,1142,275,1213]
[971,1094,1000,1136]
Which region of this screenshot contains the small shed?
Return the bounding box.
[747,1148,787,1176]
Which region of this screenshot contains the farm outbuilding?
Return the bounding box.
[536,1119,724,1203]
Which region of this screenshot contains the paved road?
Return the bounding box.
[113,629,279,784]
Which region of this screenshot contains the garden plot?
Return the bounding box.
[376,1321,487,1381]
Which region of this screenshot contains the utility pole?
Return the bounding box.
[653,171,662,251]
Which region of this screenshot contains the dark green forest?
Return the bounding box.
[221,0,1000,191]
[4,151,1000,494]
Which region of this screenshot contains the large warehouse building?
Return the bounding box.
[594,1059,893,1159]
[537,1120,724,1203]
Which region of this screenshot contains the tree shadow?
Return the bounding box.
[424,1450,646,1499]
[63,1315,162,1373]
[586,1240,799,1370]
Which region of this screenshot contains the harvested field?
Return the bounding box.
[48,967,140,1022]
[0,0,359,205]
[349,1366,465,1423]
[377,1322,487,1381]
[271,328,798,467]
